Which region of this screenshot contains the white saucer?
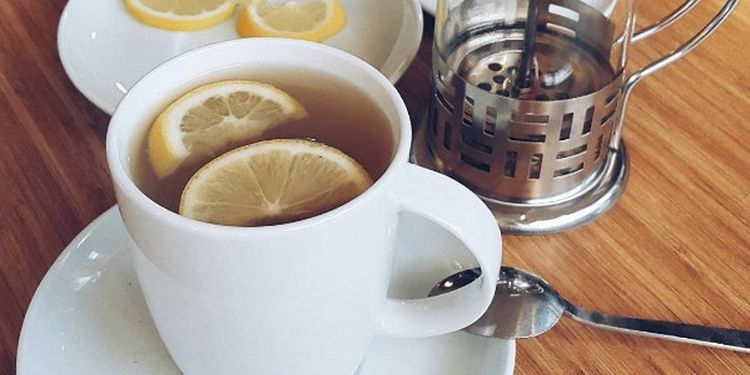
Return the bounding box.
[18,207,515,375]
[419,0,615,17]
[58,0,423,115]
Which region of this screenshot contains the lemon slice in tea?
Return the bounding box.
[236,0,346,42]
[180,139,373,226]
[124,0,237,31]
[148,80,307,179]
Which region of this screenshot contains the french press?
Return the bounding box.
[412,0,739,234]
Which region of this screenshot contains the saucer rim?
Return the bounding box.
[16,206,122,373]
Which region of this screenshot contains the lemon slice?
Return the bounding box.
[180,139,373,226]
[124,0,237,31]
[236,0,346,42]
[148,80,307,179]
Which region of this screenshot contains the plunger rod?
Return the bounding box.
[514,0,540,96]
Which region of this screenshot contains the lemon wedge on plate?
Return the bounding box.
[236,0,346,42]
[124,0,238,31]
[148,80,307,179]
[180,139,373,226]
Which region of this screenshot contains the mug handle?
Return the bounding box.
[378,163,501,337]
[611,0,739,149]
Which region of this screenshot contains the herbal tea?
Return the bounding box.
[131,68,395,224]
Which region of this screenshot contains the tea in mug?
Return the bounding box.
[130,67,394,225]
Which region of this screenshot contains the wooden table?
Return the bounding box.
[1,0,748,373]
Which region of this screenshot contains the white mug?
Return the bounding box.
[106,38,501,375]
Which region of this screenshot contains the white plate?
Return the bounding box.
[18,207,515,375]
[420,0,616,17]
[58,0,423,115]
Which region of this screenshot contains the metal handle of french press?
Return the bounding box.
[611,0,740,150]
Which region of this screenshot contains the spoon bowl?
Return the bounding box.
[431,267,564,339]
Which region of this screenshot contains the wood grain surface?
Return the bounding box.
[1,0,748,374]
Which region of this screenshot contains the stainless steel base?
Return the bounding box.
[411,113,629,235]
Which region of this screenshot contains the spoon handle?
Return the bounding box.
[564,305,750,353]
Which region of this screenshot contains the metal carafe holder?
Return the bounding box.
[412,0,738,234]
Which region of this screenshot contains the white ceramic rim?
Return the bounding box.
[384,0,424,81]
[56,0,114,114]
[106,38,412,238]
[57,0,424,115]
[420,0,437,16]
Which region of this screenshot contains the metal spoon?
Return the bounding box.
[430,267,750,353]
